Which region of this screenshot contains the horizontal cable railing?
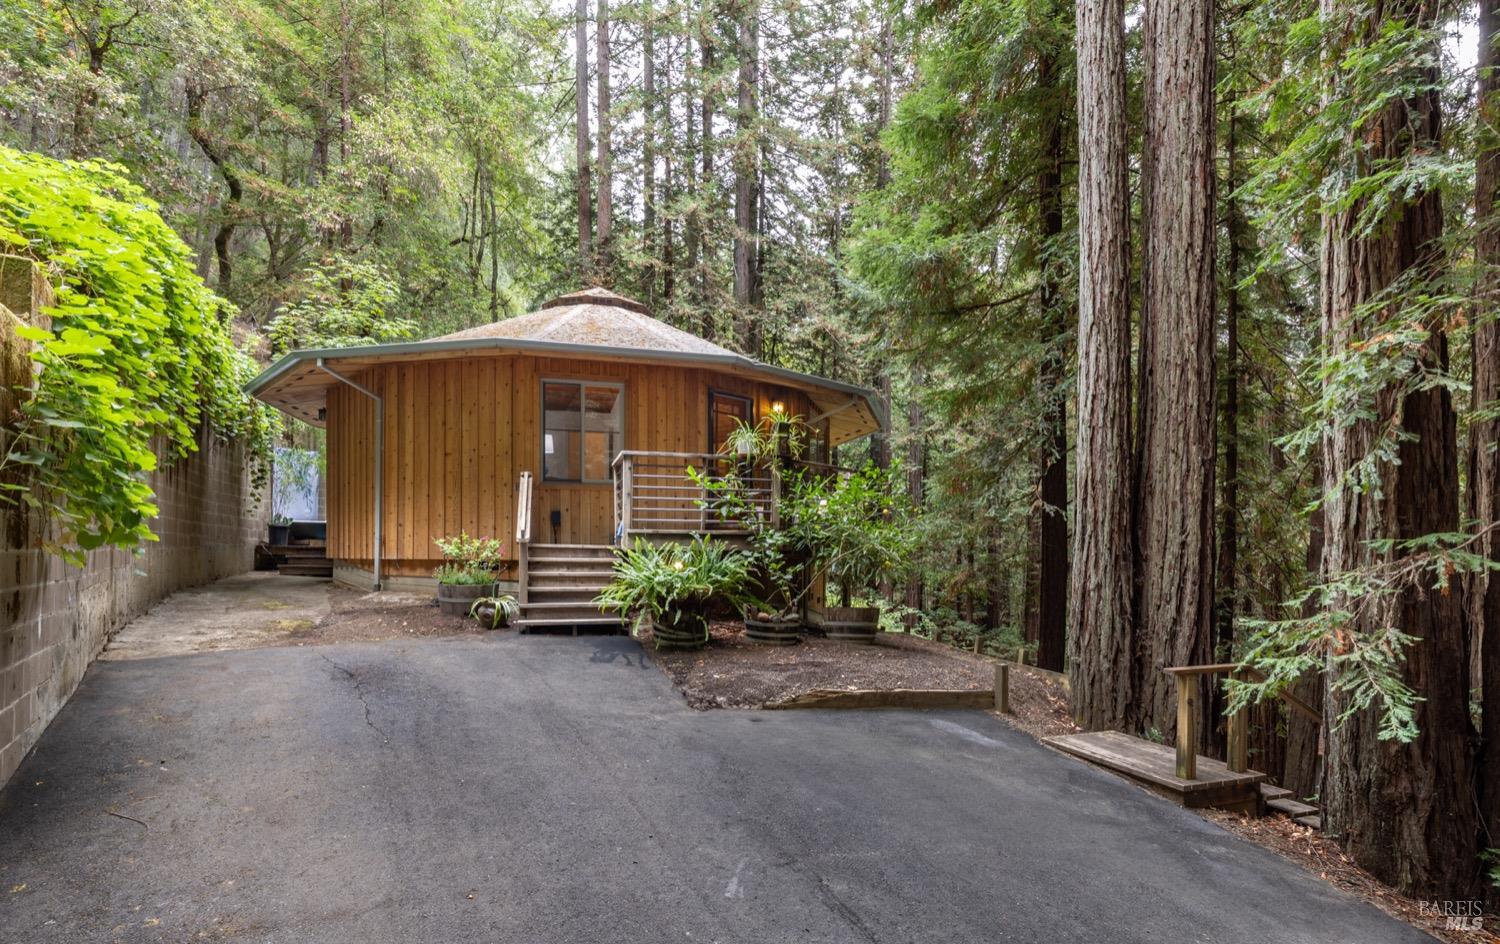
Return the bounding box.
[612,450,778,541]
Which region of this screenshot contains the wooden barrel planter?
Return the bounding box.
[436,582,495,617]
[650,607,710,650]
[820,606,881,644]
[744,616,801,646]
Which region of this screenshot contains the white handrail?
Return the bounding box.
[515,471,533,545]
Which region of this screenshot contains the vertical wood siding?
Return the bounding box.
[324,354,809,576]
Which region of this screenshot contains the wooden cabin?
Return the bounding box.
[247,288,885,629]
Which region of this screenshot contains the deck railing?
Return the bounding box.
[1165,662,1322,780]
[515,470,533,604]
[611,450,781,544]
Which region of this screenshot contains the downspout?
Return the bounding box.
[317,358,383,591]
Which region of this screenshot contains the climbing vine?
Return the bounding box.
[0,146,279,563]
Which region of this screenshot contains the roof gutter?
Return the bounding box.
[316,358,382,591]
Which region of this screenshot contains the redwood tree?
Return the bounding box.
[1132,0,1217,736]
[1067,0,1134,729]
[1317,0,1478,897]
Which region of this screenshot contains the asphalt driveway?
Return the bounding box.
[0,635,1429,943]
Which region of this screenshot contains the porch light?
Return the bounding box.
[672,559,685,571]
[770,399,786,414]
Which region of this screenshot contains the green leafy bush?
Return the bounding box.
[432,531,505,585]
[0,146,278,563]
[783,465,915,606]
[595,536,760,644]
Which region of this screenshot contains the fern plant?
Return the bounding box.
[594,536,761,644]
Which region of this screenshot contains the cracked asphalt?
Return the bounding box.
[0,635,1432,943]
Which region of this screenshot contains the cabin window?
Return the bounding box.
[542,381,624,482]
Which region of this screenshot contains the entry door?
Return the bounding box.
[709,391,753,454]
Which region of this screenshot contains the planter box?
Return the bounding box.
[436,582,496,617]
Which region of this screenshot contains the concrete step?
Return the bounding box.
[1266,797,1319,818]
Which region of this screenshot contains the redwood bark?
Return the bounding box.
[575,0,593,274]
[1067,0,1134,729]
[596,0,613,273]
[1319,0,1477,897]
[733,0,758,344]
[1473,0,1500,904]
[1134,0,1217,740]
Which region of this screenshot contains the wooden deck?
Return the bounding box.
[1043,730,1265,813]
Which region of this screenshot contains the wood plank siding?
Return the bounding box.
[325,353,811,577]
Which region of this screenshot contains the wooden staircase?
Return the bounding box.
[515,544,625,634]
[1259,783,1322,830]
[270,542,333,578]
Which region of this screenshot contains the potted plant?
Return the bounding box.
[268,513,293,546]
[433,532,505,616]
[786,466,913,644]
[594,536,759,649]
[469,593,520,630]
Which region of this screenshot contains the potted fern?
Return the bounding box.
[595,536,760,649]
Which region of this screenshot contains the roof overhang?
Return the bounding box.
[245,337,887,446]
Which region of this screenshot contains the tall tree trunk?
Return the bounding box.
[643,0,657,308]
[871,11,894,473]
[1035,54,1069,673]
[905,368,926,627]
[575,0,593,275]
[1319,0,1477,898]
[338,0,353,255]
[700,12,716,311]
[733,0,757,327]
[1473,0,1500,906]
[1067,0,1134,730]
[1133,0,1216,739]
[596,0,613,277]
[185,81,242,293]
[1217,103,1243,666]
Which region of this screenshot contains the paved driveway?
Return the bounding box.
[0,636,1429,943]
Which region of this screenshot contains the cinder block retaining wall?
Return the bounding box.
[0,256,268,786]
[0,432,268,787]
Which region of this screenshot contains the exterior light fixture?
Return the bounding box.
[770,400,786,414]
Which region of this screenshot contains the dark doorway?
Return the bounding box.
[708,391,753,454]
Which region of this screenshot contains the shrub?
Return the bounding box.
[432,531,504,585]
[595,536,760,643]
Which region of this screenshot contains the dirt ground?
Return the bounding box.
[103,571,478,660]
[647,620,1002,709]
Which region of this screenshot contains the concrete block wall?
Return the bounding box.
[0,431,268,786]
[0,254,269,786]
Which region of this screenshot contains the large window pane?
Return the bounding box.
[543,381,623,482]
[582,385,623,481]
[543,383,581,481]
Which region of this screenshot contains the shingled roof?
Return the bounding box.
[434,287,736,357]
[245,286,885,445]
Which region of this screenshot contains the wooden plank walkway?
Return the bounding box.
[1043,730,1265,813]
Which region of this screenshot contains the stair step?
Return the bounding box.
[527,545,615,557]
[527,587,607,599]
[521,601,616,614]
[1258,784,1293,802]
[1293,814,1322,830]
[1267,797,1319,818]
[515,616,626,632]
[528,579,612,592]
[525,555,618,567]
[278,564,333,577]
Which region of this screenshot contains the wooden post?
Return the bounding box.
[620,457,633,542]
[1175,673,1197,780]
[1227,670,1248,774]
[769,464,781,530]
[995,663,1010,714]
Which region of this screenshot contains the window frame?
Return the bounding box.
[540,378,626,484]
[707,389,754,455]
